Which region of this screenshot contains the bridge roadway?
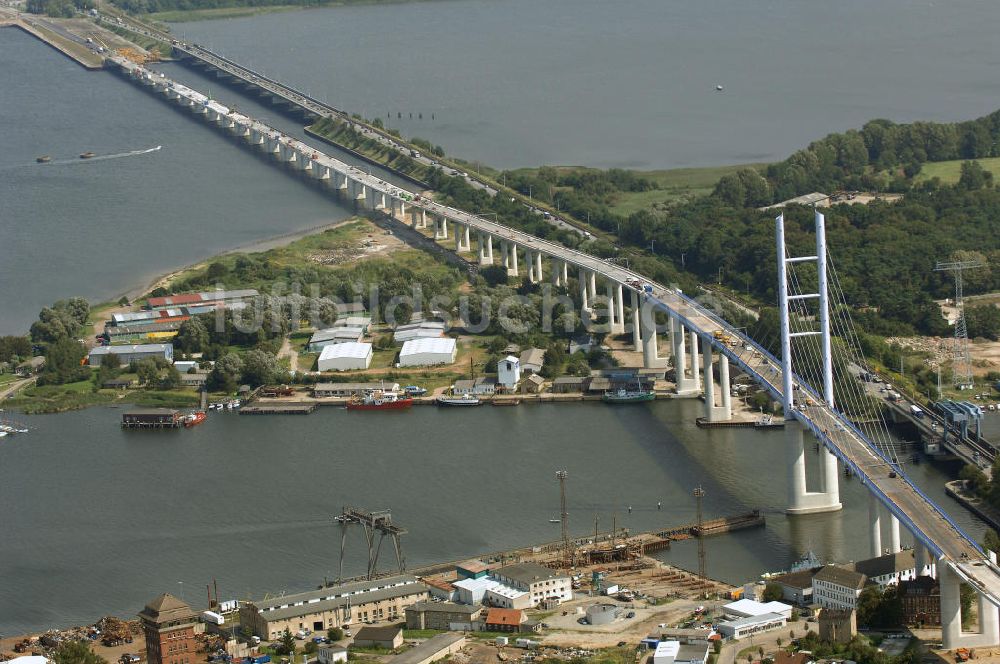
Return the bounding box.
[110,55,1000,609]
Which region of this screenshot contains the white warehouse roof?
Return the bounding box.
[723,599,792,618]
[90,343,172,356]
[400,337,456,358]
[319,342,372,360]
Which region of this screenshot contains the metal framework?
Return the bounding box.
[935,260,982,390]
[334,506,406,582]
[693,486,706,580]
[556,470,570,565]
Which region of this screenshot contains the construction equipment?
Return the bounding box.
[116,47,158,65]
[693,486,706,580]
[556,470,570,565]
[334,506,406,582]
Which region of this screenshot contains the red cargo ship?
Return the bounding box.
[346,389,413,411]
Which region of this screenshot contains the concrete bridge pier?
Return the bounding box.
[639,303,668,370]
[631,291,642,352]
[941,555,1000,650]
[434,216,448,240]
[785,423,843,515]
[672,318,697,394]
[552,258,563,286]
[500,241,510,269]
[509,244,519,276]
[579,266,590,310]
[477,233,493,265]
[914,542,935,577]
[561,261,569,286]
[374,192,387,211]
[313,164,331,184]
[248,127,264,145]
[889,515,901,553]
[587,271,597,303]
[486,234,494,263]
[612,283,625,334]
[869,493,883,556]
[409,208,421,229]
[534,251,543,283]
[334,170,348,193]
[702,343,732,422]
[295,151,314,173]
[231,120,249,137]
[265,135,282,156]
[689,330,701,393]
[605,282,617,331]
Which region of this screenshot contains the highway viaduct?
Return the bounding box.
[109,54,1000,650]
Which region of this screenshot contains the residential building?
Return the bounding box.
[452,379,476,396]
[89,343,173,367]
[812,566,867,609]
[818,608,856,644]
[519,348,545,374]
[138,594,198,664]
[317,343,373,372]
[898,576,940,626]
[390,634,465,664]
[768,568,819,606]
[313,383,399,398]
[716,613,787,640]
[103,377,136,390]
[353,626,403,649]
[318,647,347,664]
[722,599,793,620]
[309,327,365,351]
[520,374,545,394]
[239,575,427,639]
[851,550,918,588]
[490,562,572,607]
[405,601,482,631]
[473,377,497,395]
[497,356,521,389]
[483,608,525,633]
[398,338,457,367]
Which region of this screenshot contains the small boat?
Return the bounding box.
[715,84,724,91]
[602,388,655,404]
[36,155,51,163]
[436,394,482,407]
[347,389,413,411]
[549,518,561,524]
[183,411,206,427]
[403,385,427,396]
[79,151,96,159]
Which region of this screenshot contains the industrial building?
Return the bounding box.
[398,338,457,367]
[452,377,497,396]
[651,641,709,664]
[551,376,588,393]
[239,575,428,640]
[104,320,183,344]
[452,577,528,609]
[317,342,373,371]
[393,321,446,344]
[716,612,787,640]
[390,634,466,664]
[851,550,919,587]
[767,568,818,606]
[89,343,173,367]
[334,316,372,332]
[722,599,792,620]
[317,646,347,664]
[497,356,521,389]
[586,604,619,626]
[146,289,259,310]
[308,327,366,351]
[490,562,572,607]
[353,626,403,649]
[313,382,400,397]
[518,348,545,374]
[405,601,482,631]
[812,566,867,609]
[138,593,198,664]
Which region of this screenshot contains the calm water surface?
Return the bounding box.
[0,400,982,634]
[172,0,1000,170]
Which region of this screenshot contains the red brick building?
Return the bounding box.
[898,576,940,626]
[139,594,198,664]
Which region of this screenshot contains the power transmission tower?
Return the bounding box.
[556,470,570,565]
[693,486,706,580]
[935,260,983,390]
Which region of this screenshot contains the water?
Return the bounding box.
[0,28,356,336]
[171,0,1000,170]
[0,399,982,635]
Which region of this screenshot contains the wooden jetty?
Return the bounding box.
[239,403,316,415]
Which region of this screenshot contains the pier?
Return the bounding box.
[239,403,316,415]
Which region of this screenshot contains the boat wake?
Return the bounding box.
[43,145,162,165]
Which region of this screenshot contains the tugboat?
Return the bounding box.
[347,389,413,411]
[602,387,655,404]
[183,411,207,427]
[36,155,51,163]
[436,394,482,407]
[79,151,96,159]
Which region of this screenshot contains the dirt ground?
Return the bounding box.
[886,335,1000,383]
[0,633,146,664]
[305,228,406,266]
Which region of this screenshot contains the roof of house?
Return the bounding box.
[525,374,545,385]
[458,559,488,574]
[406,601,480,615]
[720,612,786,630]
[851,550,915,578]
[90,343,172,356]
[771,568,820,590]
[677,643,710,662]
[553,376,585,384]
[354,625,402,642]
[519,348,546,367]
[453,379,475,390]
[484,608,524,626]
[493,562,566,586]
[399,337,457,357]
[814,565,867,590]
[318,342,373,360]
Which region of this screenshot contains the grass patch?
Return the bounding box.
[8,377,116,414]
[612,163,768,213]
[103,23,174,59]
[147,0,444,22]
[915,157,1000,185]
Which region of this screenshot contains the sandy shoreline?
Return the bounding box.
[117,218,356,304]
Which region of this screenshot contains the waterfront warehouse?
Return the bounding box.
[89,343,174,367]
[317,343,373,371]
[398,338,457,367]
[240,575,427,639]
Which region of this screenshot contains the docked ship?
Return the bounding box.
[436,394,482,407]
[347,389,413,411]
[183,411,207,427]
[602,388,655,404]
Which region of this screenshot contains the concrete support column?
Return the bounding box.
[463,225,471,251]
[579,267,589,310]
[640,308,668,370]
[614,284,625,334]
[435,216,448,240]
[689,330,701,392]
[420,208,427,228]
[535,251,543,283]
[606,282,617,329]
[510,245,519,276]
[941,563,962,650]
[820,449,841,510]
[915,542,931,576]
[455,225,464,252]
[501,241,509,269]
[409,208,420,229]
[562,261,569,286]
[631,291,641,352]
[486,235,494,263]
[979,590,1000,647]
[587,271,597,302]
[869,493,883,558]
[786,421,809,514]
[889,515,901,553]
[703,343,717,420]
[720,354,732,416]
[552,259,562,287]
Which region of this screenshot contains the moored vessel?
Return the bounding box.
[436,394,482,407]
[602,388,655,403]
[347,389,413,410]
[183,411,206,427]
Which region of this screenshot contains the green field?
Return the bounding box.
[915,157,1000,184]
[611,163,768,214]
[147,0,438,22]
